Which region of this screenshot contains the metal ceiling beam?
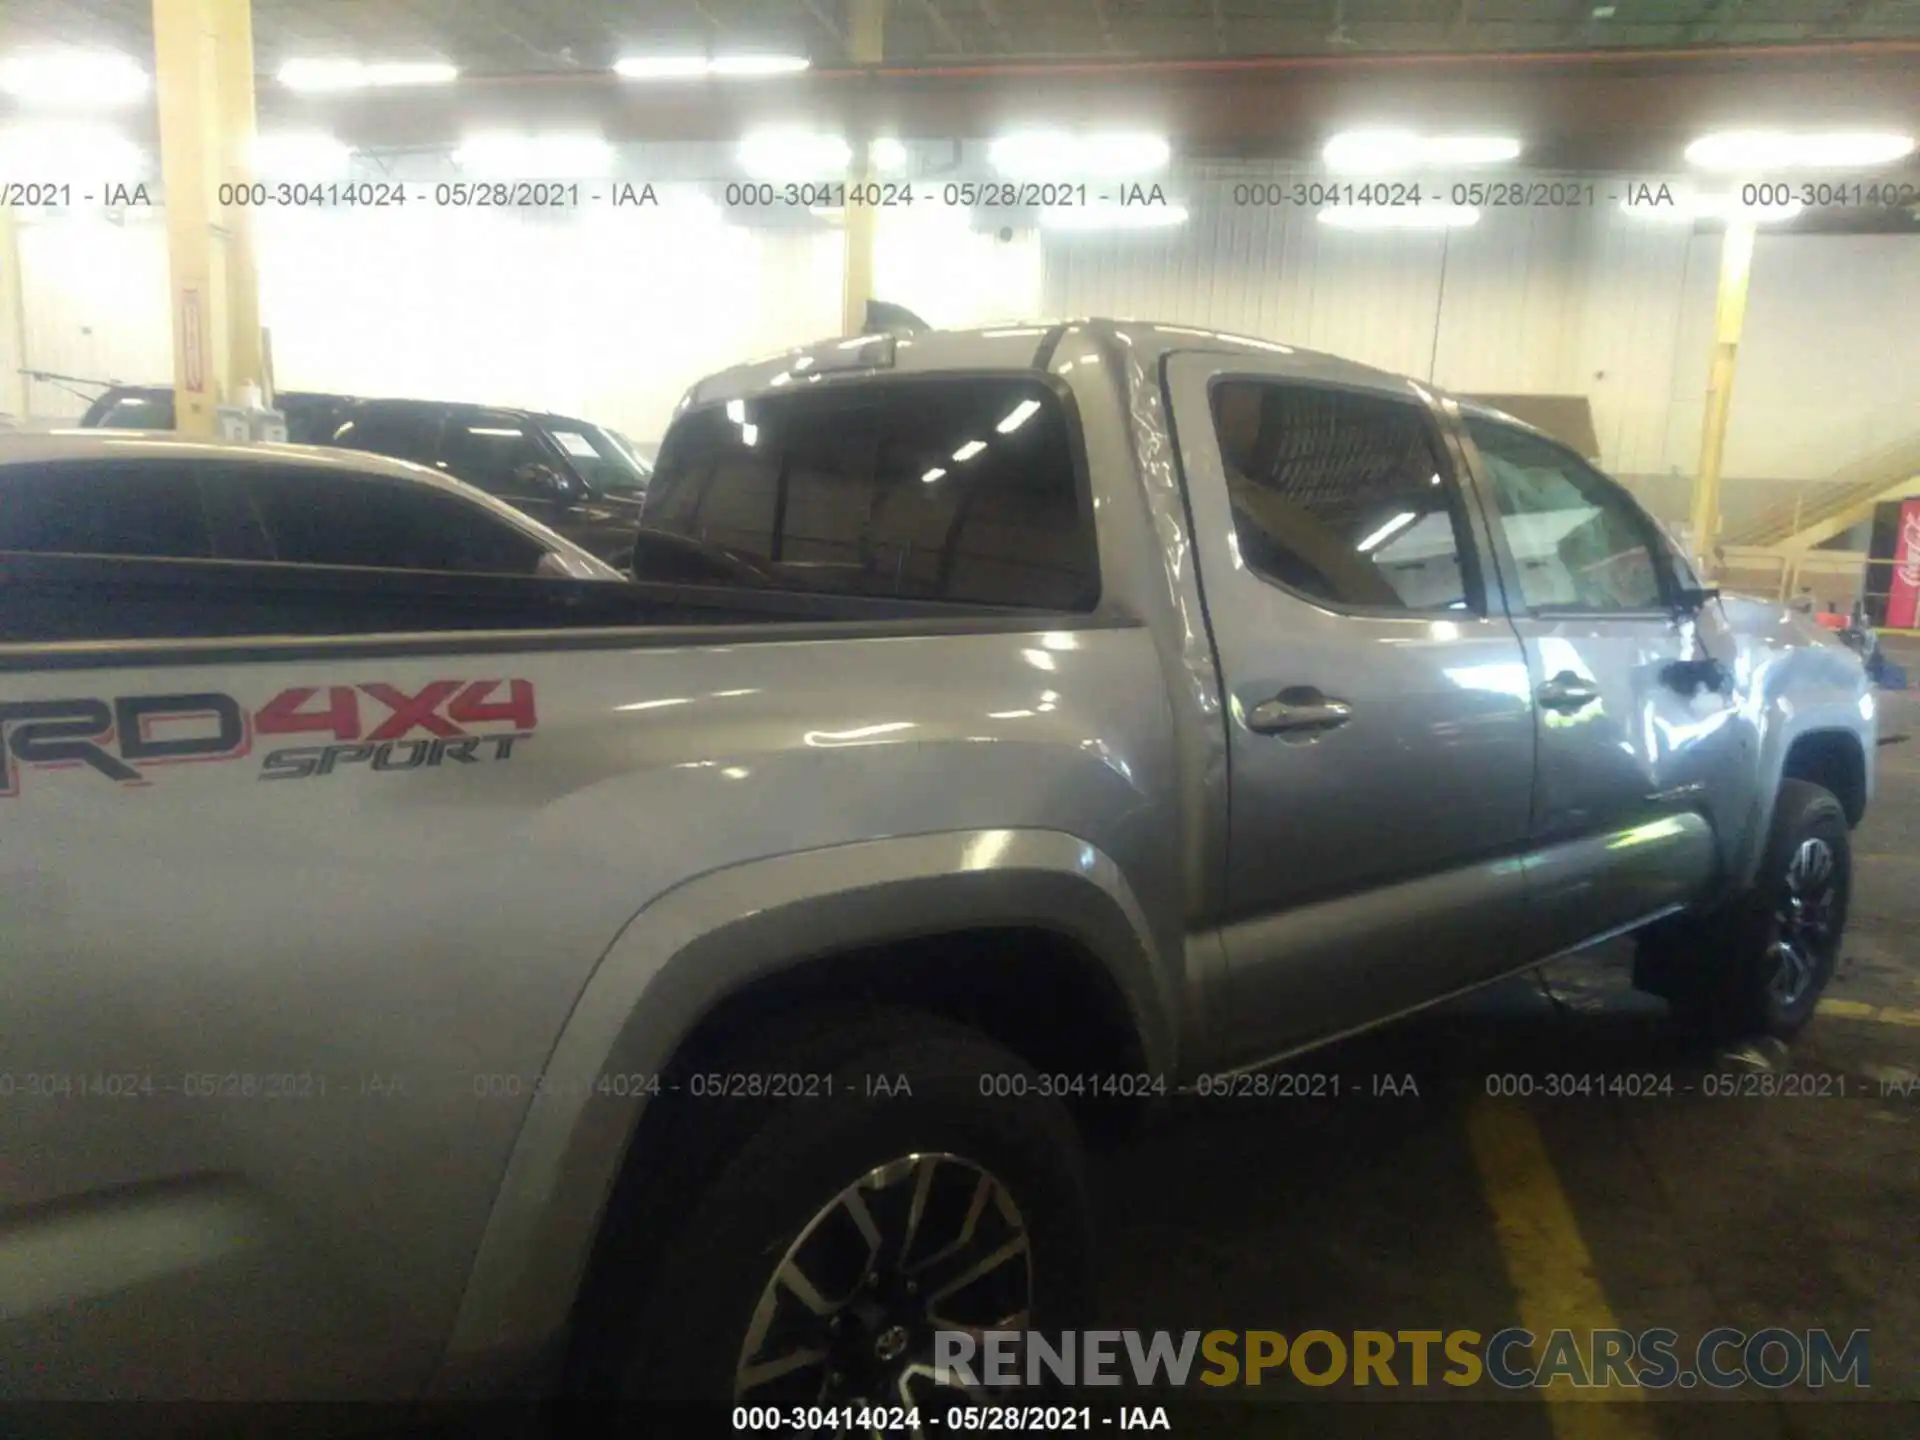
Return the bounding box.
[1560,0,1601,43]
[265,42,1920,155]
[1689,0,1746,41]
[1089,0,1120,53]
[1817,0,1895,36]
[976,0,1013,52]
[915,0,964,53]
[1327,0,1354,47]
[798,0,846,47]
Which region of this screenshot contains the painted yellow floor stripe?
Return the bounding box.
[1464,1095,1660,1440]
[1817,998,1920,1027]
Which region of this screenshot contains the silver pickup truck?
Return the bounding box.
[0,320,1875,1421]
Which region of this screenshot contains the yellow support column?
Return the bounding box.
[1687,218,1756,578]
[214,0,266,404]
[840,0,885,336]
[0,206,28,421]
[152,0,264,435]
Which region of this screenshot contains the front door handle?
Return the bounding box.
[1537,672,1601,713]
[1248,691,1354,736]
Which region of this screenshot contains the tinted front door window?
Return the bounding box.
[440,412,552,498]
[1464,416,1665,612]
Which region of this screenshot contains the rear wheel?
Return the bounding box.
[1635,779,1851,1042]
[594,1009,1093,1432]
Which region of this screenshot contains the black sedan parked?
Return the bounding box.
[79,387,653,566]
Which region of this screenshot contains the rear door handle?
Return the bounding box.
[1537,672,1601,713]
[1248,692,1354,736]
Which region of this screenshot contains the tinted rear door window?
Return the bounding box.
[239,465,548,574]
[1210,380,1478,613]
[0,459,212,557]
[640,379,1097,609]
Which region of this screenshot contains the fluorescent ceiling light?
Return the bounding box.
[1357,511,1419,553]
[1323,129,1522,174]
[0,50,148,109]
[1620,189,1805,224]
[726,400,746,423]
[252,131,352,178]
[871,137,908,172]
[709,54,811,76]
[1420,136,1524,165]
[656,189,726,228]
[741,423,760,446]
[0,120,144,178]
[952,440,988,462]
[922,467,947,484]
[1041,202,1189,231]
[278,59,458,92]
[738,127,850,180]
[989,130,1170,179]
[1684,129,1915,172]
[453,132,613,179]
[614,56,711,80]
[1317,204,1478,230]
[996,400,1042,434]
[615,54,808,80]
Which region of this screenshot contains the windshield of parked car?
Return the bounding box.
[544,420,650,496]
[88,392,174,429]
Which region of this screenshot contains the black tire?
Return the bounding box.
[599,1008,1093,1430]
[1634,779,1851,1043]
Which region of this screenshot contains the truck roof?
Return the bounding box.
[683,318,1545,439]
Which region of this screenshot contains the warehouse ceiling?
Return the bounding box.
[14,0,1920,73]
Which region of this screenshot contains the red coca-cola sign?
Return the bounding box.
[1887,499,1920,629]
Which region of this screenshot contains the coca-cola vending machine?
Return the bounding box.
[1866,499,1920,629]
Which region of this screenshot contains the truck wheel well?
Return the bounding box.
[1782,730,1866,827]
[666,925,1148,1119]
[565,927,1148,1392]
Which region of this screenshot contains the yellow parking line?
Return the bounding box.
[1817,998,1920,1027]
[1464,1095,1660,1440]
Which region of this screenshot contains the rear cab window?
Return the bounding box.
[638,377,1099,610]
[0,459,212,558]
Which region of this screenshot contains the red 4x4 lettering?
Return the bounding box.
[446,680,537,732]
[254,681,537,743]
[360,681,465,742]
[256,686,362,741]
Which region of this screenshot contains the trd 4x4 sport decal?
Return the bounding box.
[0,680,536,796]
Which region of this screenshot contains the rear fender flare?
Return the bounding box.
[437,828,1166,1381]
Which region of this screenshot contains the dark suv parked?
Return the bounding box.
[79,388,653,565]
[81,386,354,446]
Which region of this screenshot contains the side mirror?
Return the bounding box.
[1673,583,1720,615]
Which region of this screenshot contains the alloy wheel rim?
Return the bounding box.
[733,1151,1033,1429]
[1767,836,1839,1008]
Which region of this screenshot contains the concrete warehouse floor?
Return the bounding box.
[1096,671,1920,1439]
